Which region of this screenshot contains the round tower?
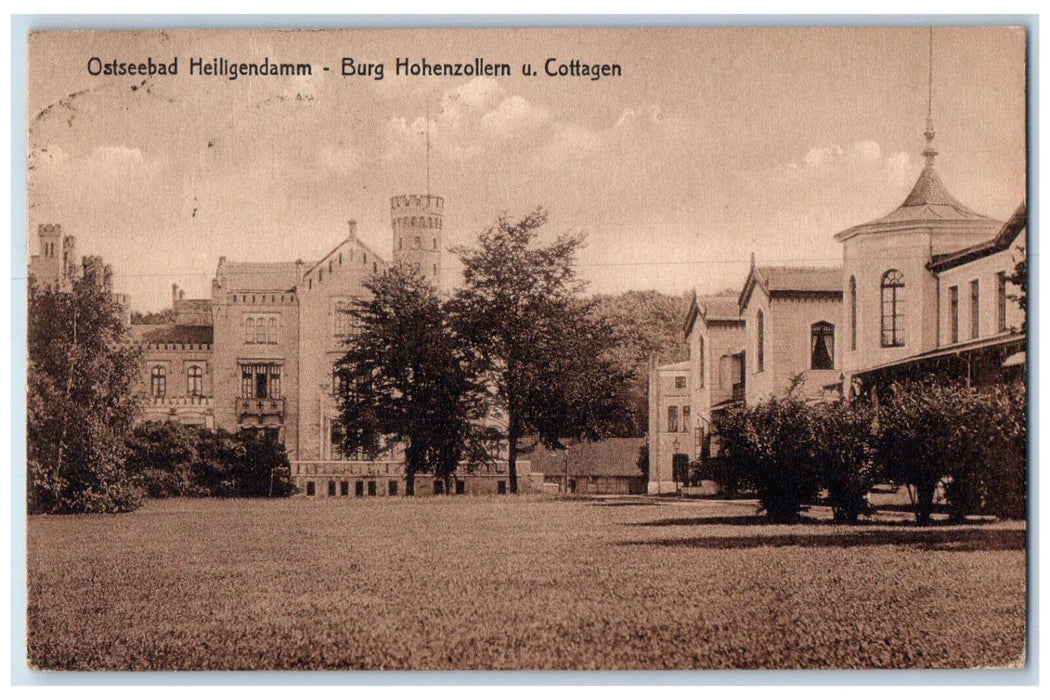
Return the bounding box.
[390,194,444,287]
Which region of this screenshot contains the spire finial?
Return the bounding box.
[922,27,938,167]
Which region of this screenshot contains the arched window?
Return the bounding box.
[187,365,203,397]
[811,322,835,370]
[150,366,166,398]
[268,317,278,344]
[255,318,267,344]
[245,317,254,344]
[849,276,857,351]
[880,270,905,347]
[756,310,765,372]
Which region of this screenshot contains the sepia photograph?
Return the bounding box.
[21,23,1028,673]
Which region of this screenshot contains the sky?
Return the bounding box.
[26,26,1027,312]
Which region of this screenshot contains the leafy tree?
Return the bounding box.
[130,307,176,325]
[333,264,486,496]
[590,290,691,434]
[450,207,635,492]
[1008,246,1026,332]
[28,257,143,514]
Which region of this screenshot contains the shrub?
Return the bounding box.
[716,397,819,523]
[875,380,1026,524]
[125,423,297,498]
[810,400,880,523]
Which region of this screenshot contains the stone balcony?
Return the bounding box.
[236,397,285,420]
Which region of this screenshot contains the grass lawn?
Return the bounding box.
[26,495,1026,671]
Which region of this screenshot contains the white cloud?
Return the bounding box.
[803,144,844,168]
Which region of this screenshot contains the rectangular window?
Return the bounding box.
[306,481,316,496]
[328,481,337,497]
[368,481,377,496]
[997,271,1008,333]
[256,370,268,399]
[355,481,364,497]
[970,279,980,339]
[389,480,399,496]
[340,481,349,496]
[330,421,344,460]
[241,367,254,398]
[674,376,686,389]
[682,406,691,434]
[667,406,679,433]
[456,479,465,495]
[333,300,355,338]
[497,480,507,494]
[269,367,281,400]
[949,286,959,344]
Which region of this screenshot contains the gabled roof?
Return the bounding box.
[131,324,214,345]
[738,262,843,311]
[835,164,999,241]
[683,292,742,336]
[928,201,1027,272]
[218,261,307,292]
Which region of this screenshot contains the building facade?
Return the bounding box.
[649,121,1025,493]
[35,193,533,497]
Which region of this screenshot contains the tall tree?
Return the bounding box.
[450,207,635,492]
[333,264,485,495]
[28,257,143,514]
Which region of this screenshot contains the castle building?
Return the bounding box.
[34,193,533,497]
[28,224,78,292]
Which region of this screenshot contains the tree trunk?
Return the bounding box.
[915,481,935,525]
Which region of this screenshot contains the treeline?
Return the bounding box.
[711,380,1026,524]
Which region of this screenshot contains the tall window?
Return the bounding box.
[970,279,980,339]
[756,310,765,372]
[681,406,691,434]
[150,366,166,398]
[333,300,354,337]
[244,314,279,344]
[667,406,679,433]
[849,276,857,350]
[699,336,706,388]
[949,285,959,344]
[997,271,1008,333]
[810,322,834,370]
[186,365,203,397]
[880,270,905,347]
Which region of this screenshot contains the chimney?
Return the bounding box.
[172,283,179,306]
[295,258,305,282]
[348,219,357,243]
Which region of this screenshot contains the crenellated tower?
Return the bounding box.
[390,194,444,287]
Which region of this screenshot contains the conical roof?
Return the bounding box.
[835,163,999,241]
